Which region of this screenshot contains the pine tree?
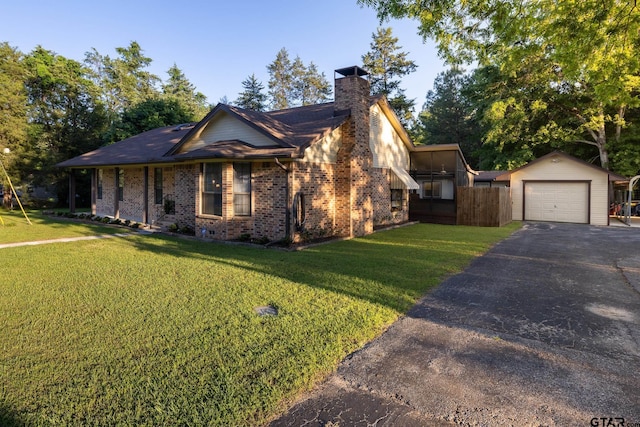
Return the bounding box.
[362,27,418,126]
[267,49,332,109]
[294,61,332,106]
[162,63,208,120]
[414,68,482,167]
[267,48,293,110]
[236,74,268,111]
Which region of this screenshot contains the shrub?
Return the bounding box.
[164,199,176,215]
[179,225,194,235]
[255,236,270,245]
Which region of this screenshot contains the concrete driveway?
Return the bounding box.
[271,222,640,426]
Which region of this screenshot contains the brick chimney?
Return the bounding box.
[333,66,373,237]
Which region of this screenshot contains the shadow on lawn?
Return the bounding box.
[0,402,24,427]
[126,225,503,312]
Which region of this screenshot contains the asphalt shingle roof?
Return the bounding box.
[57,102,351,168]
[57,125,193,168]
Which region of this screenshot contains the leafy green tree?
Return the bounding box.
[414,68,482,168]
[0,43,28,187]
[362,27,417,126]
[84,41,161,142]
[114,98,194,141]
[358,0,640,171]
[24,46,107,205]
[607,107,640,177]
[235,73,268,111]
[162,63,209,120]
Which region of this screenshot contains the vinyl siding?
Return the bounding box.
[177,111,276,153]
[301,127,341,164]
[369,104,410,170]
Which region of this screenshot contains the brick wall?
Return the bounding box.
[147,166,177,224]
[291,161,336,242]
[90,71,407,240]
[252,162,288,241]
[334,73,374,237]
[96,168,114,217]
[174,164,196,227]
[195,162,287,242]
[118,167,145,222]
[371,167,409,225]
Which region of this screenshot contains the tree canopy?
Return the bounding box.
[414,68,482,168]
[0,42,28,185]
[0,40,213,207]
[360,0,640,173]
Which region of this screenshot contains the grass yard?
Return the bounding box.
[0,210,125,244]
[0,214,520,426]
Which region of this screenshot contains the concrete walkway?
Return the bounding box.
[610,215,640,228]
[0,233,132,249]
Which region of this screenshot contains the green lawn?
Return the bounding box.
[0,215,520,426]
[0,210,126,244]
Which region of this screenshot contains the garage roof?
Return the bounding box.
[495,151,628,182]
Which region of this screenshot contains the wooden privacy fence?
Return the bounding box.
[457,187,512,227]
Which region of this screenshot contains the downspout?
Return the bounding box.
[274,158,291,240]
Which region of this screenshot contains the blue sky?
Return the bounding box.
[3,0,447,111]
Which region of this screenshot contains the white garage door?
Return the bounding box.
[524,182,589,223]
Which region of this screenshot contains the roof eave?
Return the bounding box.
[165,104,291,157]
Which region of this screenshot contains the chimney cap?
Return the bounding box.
[335,66,368,78]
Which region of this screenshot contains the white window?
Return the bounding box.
[202,163,222,216]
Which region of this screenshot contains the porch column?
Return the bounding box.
[90,168,96,215]
[68,170,76,213]
[143,166,149,225]
[114,167,120,218]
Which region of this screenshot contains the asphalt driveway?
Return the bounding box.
[271,222,640,426]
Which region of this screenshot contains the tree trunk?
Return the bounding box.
[596,120,609,170]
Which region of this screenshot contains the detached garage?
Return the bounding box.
[496,151,626,226]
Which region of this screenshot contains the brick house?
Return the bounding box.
[58,66,422,242]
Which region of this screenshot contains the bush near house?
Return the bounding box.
[0,213,520,426]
